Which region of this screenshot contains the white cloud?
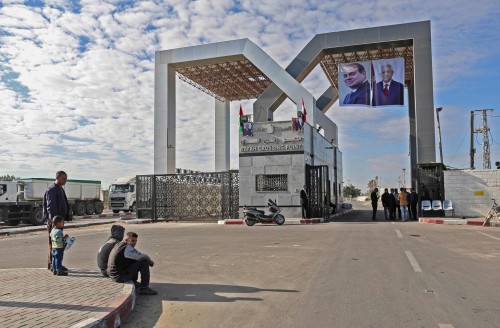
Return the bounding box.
[1,0,499,189]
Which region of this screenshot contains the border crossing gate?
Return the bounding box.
[136,171,239,221]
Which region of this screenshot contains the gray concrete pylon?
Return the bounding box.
[254,20,436,168]
[155,39,317,174]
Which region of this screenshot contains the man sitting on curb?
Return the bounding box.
[107,232,158,295]
[97,225,125,277]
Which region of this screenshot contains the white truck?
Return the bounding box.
[109,176,136,213]
[0,178,104,226]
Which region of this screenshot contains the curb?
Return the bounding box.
[80,212,134,219]
[0,219,119,236]
[70,282,135,328]
[419,218,488,226]
[123,219,153,224]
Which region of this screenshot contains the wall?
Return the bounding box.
[444,169,500,217]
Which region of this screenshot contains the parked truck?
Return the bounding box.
[0,178,104,226]
[109,176,136,213]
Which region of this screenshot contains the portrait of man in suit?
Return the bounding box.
[339,62,371,106]
[372,59,405,106]
[243,122,253,136]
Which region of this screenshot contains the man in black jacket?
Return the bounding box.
[107,232,157,295]
[43,171,70,271]
[97,225,125,277]
[381,188,392,220]
[370,188,379,220]
[300,185,309,219]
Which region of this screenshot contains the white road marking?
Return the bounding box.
[477,231,500,241]
[391,222,395,225]
[395,229,403,238]
[438,324,455,328]
[405,250,422,272]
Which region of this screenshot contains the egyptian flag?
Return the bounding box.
[302,98,307,123]
[239,104,244,133]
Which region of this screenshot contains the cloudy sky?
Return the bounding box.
[1,0,500,191]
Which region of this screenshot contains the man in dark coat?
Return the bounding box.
[341,63,371,105]
[381,188,392,220]
[97,225,125,277]
[387,188,397,220]
[300,185,309,219]
[372,64,404,106]
[43,171,70,271]
[370,188,379,220]
[408,188,419,220]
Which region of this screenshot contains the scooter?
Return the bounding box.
[243,199,285,226]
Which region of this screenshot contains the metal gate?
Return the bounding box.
[136,171,239,221]
[305,165,330,220]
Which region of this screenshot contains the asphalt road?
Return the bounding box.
[1,205,499,328]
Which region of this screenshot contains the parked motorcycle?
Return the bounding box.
[243,199,285,226]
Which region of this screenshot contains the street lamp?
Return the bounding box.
[436,107,444,164]
[402,169,406,187]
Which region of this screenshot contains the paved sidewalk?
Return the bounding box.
[0,268,134,328]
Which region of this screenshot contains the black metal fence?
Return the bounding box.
[136,171,239,221]
[306,164,330,220]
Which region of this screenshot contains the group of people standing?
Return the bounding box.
[370,187,419,222]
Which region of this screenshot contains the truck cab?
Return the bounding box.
[109,176,136,213]
[0,182,18,202]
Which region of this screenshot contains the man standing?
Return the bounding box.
[341,63,371,105]
[393,188,401,220]
[372,64,404,106]
[408,188,419,220]
[300,185,309,219]
[370,188,379,220]
[398,188,409,222]
[43,171,70,271]
[107,232,158,295]
[381,188,392,220]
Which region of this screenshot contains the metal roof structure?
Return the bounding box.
[176,59,272,102]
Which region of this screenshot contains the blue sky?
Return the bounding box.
[1,0,499,191]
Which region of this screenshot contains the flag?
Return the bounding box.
[301,98,307,123]
[239,104,244,133]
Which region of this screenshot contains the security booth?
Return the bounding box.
[238,119,342,219]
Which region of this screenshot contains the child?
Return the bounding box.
[50,216,68,276]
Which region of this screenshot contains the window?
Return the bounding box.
[256,174,288,192]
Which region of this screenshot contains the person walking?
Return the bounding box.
[43,171,70,271]
[370,188,379,220]
[408,188,419,220]
[300,185,310,219]
[398,188,409,222]
[381,188,392,220]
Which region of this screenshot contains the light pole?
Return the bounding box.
[436,107,444,164]
[402,169,406,187]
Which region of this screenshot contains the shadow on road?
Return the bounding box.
[125,283,299,327]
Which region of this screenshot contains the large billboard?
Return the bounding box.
[338,58,405,108]
[372,58,404,106]
[338,61,371,107]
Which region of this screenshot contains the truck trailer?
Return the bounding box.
[0,178,104,226]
